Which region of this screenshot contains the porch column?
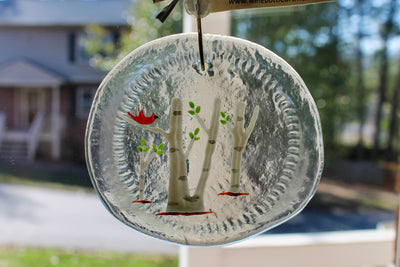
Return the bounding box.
[51,85,61,160]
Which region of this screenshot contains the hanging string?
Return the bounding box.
[155,0,205,71]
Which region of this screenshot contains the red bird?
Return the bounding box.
[128,110,159,125]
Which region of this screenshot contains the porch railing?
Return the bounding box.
[27,112,44,161]
[180,229,395,267]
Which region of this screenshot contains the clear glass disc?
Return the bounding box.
[85,33,323,246]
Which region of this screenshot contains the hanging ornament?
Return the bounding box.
[85,0,326,246]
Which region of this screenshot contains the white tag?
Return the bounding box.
[210,0,332,13]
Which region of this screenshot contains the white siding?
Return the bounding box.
[0,26,105,83]
[0,0,130,26]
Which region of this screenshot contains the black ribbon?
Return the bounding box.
[155,0,180,23]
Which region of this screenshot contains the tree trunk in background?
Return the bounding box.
[385,61,400,162]
[372,0,396,161]
[355,0,366,160]
[372,50,388,160]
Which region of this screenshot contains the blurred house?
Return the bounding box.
[0,0,130,161]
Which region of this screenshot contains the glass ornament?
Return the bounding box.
[85,33,323,246]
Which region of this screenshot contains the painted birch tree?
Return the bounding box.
[132,139,165,203]
[127,98,221,215]
[219,102,259,196]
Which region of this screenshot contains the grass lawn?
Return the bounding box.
[0,171,91,192]
[0,247,178,267]
[0,161,93,191]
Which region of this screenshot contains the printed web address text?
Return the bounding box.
[228,0,314,5]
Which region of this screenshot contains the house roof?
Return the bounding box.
[0,59,64,87]
[0,0,131,26]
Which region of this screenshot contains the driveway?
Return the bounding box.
[0,179,395,254]
[0,183,179,255]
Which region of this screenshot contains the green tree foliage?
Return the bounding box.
[232,1,400,163]
[82,0,182,71]
[232,2,352,162]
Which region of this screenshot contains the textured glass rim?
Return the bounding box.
[85,33,324,247]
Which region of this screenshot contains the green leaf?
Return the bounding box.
[138,146,143,152]
[221,112,226,118]
[157,151,164,155]
[189,101,195,108]
[152,144,157,152]
[188,110,195,115]
[226,115,230,121]
[220,120,226,125]
[158,143,164,150]
[195,106,201,113]
[195,137,200,141]
[189,132,194,139]
[141,138,145,147]
[143,146,150,153]
[194,127,200,135]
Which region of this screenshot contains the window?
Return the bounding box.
[76,87,96,118]
[67,30,119,64]
[77,27,121,62]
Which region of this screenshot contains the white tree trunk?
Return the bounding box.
[166,98,191,212]
[228,103,259,193]
[194,98,221,198]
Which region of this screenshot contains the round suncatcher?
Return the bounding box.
[85,33,323,246]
